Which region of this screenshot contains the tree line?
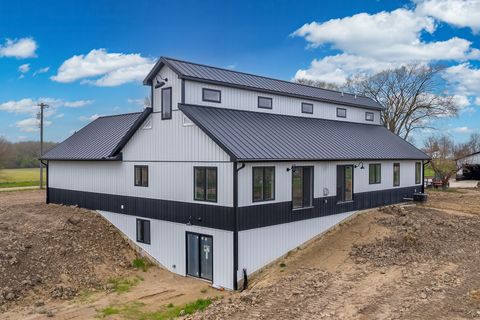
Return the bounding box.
[0,138,57,169]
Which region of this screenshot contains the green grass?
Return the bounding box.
[132,258,149,272]
[0,168,46,188]
[107,276,143,294]
[98,298,213,319]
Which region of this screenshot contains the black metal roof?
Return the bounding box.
[144,57,382,110]
[42,108,152,161]
[179,104,429,161]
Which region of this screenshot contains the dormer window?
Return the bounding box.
[365,112,374,121]
[202,88,221,103]
[336,108,347,118]
[301,102,313,114]
[258,96,273,109]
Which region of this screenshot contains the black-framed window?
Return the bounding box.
[415,162,422,184]
[369,163,381,184]
[301,102,313,114]
[337,108,347,118]
[161,87,172,120]
[202,88,221,103]
[194,167,217,202]
[365,112,374,121]
[252,167,275,202]
[134,165,149,187]
[337,165,354,202]
[136,219,151,244]
[393,163,401,187]
[292,166,314,209]
[258,96,273,109]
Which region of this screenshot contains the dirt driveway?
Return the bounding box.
[0,190,223,319]
[192,189,480,320]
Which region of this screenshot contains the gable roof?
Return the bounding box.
[42,108,152,161]
[179,104,429,161]
[144,57,382,111]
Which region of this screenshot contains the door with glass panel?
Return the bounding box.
[337,165,354,202]
[186,232,213,281]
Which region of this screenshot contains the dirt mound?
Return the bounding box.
[0,191,135,313]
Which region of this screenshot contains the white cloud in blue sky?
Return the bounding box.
[0,38,37,59]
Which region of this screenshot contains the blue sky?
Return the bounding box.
[0,0,479,146]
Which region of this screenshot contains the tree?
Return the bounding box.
[346,64,459,140]
[0,137,10,168]
[295,78,341,91]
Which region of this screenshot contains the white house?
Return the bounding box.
[42,57,429,290]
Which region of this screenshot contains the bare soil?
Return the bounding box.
[190,189,480,320]
[0,190,222,319]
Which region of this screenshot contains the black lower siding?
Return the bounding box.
[48,185,421,232]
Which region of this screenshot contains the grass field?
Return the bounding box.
[0,168,46,188]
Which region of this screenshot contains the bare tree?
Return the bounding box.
[346,64,459,140]
[295,78,341,91]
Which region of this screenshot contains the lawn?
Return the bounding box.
[0,168,46,188]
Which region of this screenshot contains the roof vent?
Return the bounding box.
[341,91,344,96]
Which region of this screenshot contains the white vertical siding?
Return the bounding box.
[152,65,182,113]
[238,211,356,279]
[98,211,234,290]
[238,160,422,207]
[49,160,233,206]
[184,80,381,125]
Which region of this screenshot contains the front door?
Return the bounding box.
[186,233,213,281]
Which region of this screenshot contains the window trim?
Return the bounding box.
[202,88,222,103]
[291,166,314,210]
[393,163,401,187]
[365,111,374,122]
[136,218,151,244]
[369,163,381,184]
[301,102,314,114]
[252,166,275,203]
[337,107,347,118]
[415,162,422,184]
[161,87,172,120]
[134,165,149,187]
[257,96,273,109]
[193,166,218,203]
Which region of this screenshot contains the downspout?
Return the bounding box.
[422,160,430,193]
[40,160,49,204]
[233,161,245,290]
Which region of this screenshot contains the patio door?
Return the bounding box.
[186,233,213,281]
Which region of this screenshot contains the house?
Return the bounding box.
[456,151,480,180]
[41,57,429,290]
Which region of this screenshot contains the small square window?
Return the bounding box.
[134,165,149,187]
[202,88,221,103]
[136,219,151,244]
[337,108,347,118]
[369,163,381,184]
[258,96,273,109]
[301,103,313,114]
[365,112,374,121]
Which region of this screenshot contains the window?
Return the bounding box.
[393,163,400,187]
[369,163,381,184]
[415,162,422,184]
[337,108,347,118]
[365,112,374,121]
[134,165,148,187]
[202,88,221,103]
[258,96,273,109]
[301,102,313,114]
[337,165,354,202]
[292,166,314,209]
[252,167,275,202]
[136,219,151,244]
[194,167,217,202]
[161,87,172,119]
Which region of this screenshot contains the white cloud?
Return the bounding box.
[18,63,30,73]
[55,113,65,119]
[63,99,94,108]
[78,114,103,122]
[33,66,50,76]
[51,49,154,86]
[416,0,480,33]
[0,38,38,58]
[475,97,480,105]
[444,63,480,97]
[15,118,52,132]
[452,126,472,133]
[452,94,471,109]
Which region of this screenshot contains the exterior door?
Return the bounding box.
[186,232,213,281]
[337,165,354,202]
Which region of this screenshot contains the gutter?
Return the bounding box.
[232,161,245,290]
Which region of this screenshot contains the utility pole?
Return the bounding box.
[37,103,49,189]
